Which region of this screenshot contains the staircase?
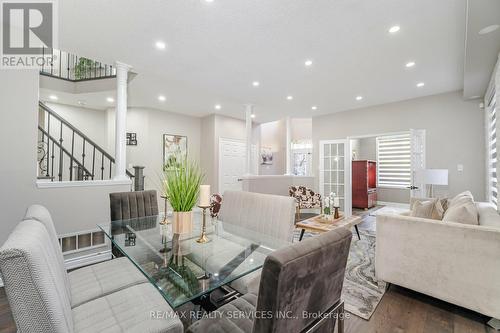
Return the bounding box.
[37,102,132,182]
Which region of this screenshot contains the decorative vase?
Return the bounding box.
[172,211,193,234]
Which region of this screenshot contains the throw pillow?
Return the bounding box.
[410,200,437,219]
[449,191,474,207]
[442,201,479,225]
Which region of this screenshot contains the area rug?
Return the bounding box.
[368,205,409,216]
[293,228,386,320]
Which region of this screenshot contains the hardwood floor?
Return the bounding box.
[0,207,494,332]
[0,284,493,333]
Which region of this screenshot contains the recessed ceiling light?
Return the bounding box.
[305,60,313,67]
[405,61,416,68]
[214,104,221,110]
[356,96,363,101]
[388,25,400,33]
[49,95,58,101]
[155,41,166,50]
[106,97,114,103]
[416,82,425,87]
[478,24,500,35]
[158,95,166,102]
[205,0,214,2]
[311,106,318,110]
[77,100,86,106]
[251,113,256,118]
[286,95,293,100]
[252,81,260,87]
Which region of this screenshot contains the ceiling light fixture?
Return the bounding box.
[49,95,58,101]
[405,61,416,68]
[158,95,166,102]
[416,82,425,87]
[252,81,260,87]
[305,60,313,67]
[251,113,256,119]
[311,106,318,110]
[388,25,400,33]
[356,96,363,101]
[77,100,86,106]
[286,95,293,100]
[478,24,500,35]
[155,41,166,50]
[205,0,214,2]
[214,104,221,110]
[106,97,115,103]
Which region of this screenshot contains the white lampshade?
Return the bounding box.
[423,169,448,186]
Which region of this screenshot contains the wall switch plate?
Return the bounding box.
[457,164,464,172]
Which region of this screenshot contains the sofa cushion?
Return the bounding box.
[72,283,183,333]
[476,202,500,228]
[443,201,479,225]
[69,257,147,308]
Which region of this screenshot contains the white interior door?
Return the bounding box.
[410,129,426,198]
[319,140,352,217]
[219,138,246,193]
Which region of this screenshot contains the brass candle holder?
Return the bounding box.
[160,195,170,225]
[196,205,211,243]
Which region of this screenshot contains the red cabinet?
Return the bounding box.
[352,160,377,209]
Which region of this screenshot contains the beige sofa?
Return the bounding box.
[376,198,500,319]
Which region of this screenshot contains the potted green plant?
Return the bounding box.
[162,157,204,234]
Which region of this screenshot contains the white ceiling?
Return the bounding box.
[463,0,500,99]
[56,0,469,122]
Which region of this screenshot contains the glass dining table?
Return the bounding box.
[97,212,290,309]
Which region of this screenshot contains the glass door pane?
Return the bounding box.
[320,140,349,215]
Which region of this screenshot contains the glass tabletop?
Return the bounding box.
[97,212,291,308]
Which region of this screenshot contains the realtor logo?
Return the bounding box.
[1,0,58,68]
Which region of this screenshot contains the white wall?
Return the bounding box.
[313,91,486,203]
[104,107,202,194]
[0,70,129,245]
[44,102,107,148]
[259,120,286,175]
[291,118,312,141]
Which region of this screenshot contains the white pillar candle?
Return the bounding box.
[199,185,211,207]
[333,197,340,207]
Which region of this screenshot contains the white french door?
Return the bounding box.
[319,140,352,217]
[410,129,426,198]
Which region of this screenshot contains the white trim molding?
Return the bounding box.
[36,179,132,189]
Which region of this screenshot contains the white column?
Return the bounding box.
[285,116,292,175]
[113,61,132,181]
[244,104,253,175]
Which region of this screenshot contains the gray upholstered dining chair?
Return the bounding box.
[0,215,183,333]
[23,204,147,307]
[187,227,352,333]
[109,189,159,221]
[216,190,296,294]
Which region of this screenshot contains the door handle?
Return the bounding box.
[407,185,419,190]
[237,178,243,181]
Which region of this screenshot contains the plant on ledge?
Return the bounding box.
[162,156,204,234]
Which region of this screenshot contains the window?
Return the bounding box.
[291,140,312,176]
[376,133,411,188]
[487,91,497,207]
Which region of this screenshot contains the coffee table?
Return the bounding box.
[296,214,362,241]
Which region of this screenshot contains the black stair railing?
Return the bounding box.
[38,101,133,181]
[40,47,116,82]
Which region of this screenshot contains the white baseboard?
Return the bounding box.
[64,250,112,270]
[377,201,410,209]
